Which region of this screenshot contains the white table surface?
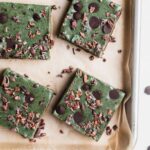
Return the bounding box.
[134,0,150,150]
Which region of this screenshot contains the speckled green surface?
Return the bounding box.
[59,0,122,57]
[0,68,53,139]
[53,69,125,141]
[0,2,52,59]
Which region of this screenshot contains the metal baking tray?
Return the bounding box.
[127,0,141,147]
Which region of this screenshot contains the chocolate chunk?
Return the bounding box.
[73,12,82,20]
[6,38,16,49]
[0,13,8,24]
[81,83,91,91]
[73,111,83,124]
[92,90,102,99]
[33,13,41,21]
[147,146,150,150]
[89,16,100,29]
[109,89,119,99]
[73,2,83,11]
[144,86,150,95]
[56,105,65,115]
[102,22,112,34]
[89,3,99,13]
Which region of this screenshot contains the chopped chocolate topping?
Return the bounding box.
[73,12,82,20]
[33,13,41,21]
[102,21,112,34]
[6,38,16,49]
[109,89,119,99]
[70,19,77,29]
[92,90,102,99]
[89,3,99,13]
[73,2,83,11]
[56,105,65,115]
[81,83,91,91]
[0,13,8,24]
[89,16,100,29]
[73,111,83,124]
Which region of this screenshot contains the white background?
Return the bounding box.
[134,0,150,150]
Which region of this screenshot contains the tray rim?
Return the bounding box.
[130,0,142,147]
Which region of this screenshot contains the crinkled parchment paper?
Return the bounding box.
[0,0,132,150]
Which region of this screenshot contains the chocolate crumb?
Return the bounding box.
[66,45,70,49]
[51,5,57,10]
[89,55,94,61]
[110,36,116,42]
[56,74,63,78]
[72,48,75,55]
[76,48,81,52]
[118,49,122,53]
[106,126,112,135]
[103,58,106,62]
[59,129,64,134]
[29,139,36,142]
[61,66,74,74]
[48,71,50,74]
[112,125,118,131]
[24,74,29,78]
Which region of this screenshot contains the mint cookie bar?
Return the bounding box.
[53,69,125,141]
[59,0,122,57]
[0,2,53,59]
[0,68,53,139]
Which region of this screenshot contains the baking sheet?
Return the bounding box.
[0,0,132,150]
[126,0,141,147]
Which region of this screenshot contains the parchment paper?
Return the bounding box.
[0,0,132,150]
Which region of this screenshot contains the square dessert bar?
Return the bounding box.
[0,2,53,59]
[53,69,125,141]
[59,0,122,57]
[0,68,53,139]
